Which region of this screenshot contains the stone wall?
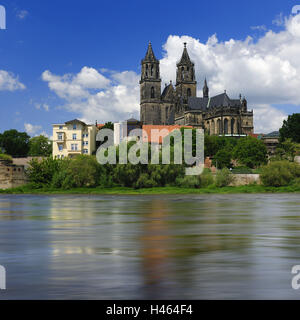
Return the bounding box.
[229,174,261,186]
[0,160,28,190]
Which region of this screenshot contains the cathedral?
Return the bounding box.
[140,42,254,135]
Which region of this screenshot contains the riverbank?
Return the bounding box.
[1,184,300,194]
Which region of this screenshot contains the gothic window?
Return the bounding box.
[187,88,191,97]
[145,64,148,77]
[211,120,215,134]
[217,119,221,135]
[182,67,184,80]
[231,118,235,134]
[151,87,155,98]
[151,64,153,76]
[224,119,228,135]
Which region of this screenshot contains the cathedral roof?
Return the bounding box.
[177,43,194,66]
[161,82,175,100]
[142,42,158,62]
[188,93,242,110]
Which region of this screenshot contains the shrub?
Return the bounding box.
[176,175,201,188]
[135,173,158,188]
[0,153,13,163]
[215,168,234,187]
[260,161,300,187]
[63,155,102,188]
[199,170,214,187]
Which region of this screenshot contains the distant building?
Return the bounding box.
[0,159,27,190]
[114,118,142,145]
[52,119,98,159]
[140,42,254,135]
[262,131,280,156]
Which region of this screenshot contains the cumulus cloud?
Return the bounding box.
[24,123,42,136]
[0,70,25,91]
[42,14,300,133]
[42,67,140,123]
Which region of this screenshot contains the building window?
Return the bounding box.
[73,124,77,130]
[71,144,78,151]
[72,134,77,140]
[151,87,155,98]
[58,144,63,151]
[57,134,63,140]
[187,88,191,97]
[59,126,63,130]
[83,141,88,146]
[83,149,88,154]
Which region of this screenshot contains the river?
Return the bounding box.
[0,194,300,299]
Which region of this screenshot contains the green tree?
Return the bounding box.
[233,136,267,168]
[279,113,300,143]
[28,135,52,157]
[275,138,298,161]
[213,148,232,169]
[0,129,30,157]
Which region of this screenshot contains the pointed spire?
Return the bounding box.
[143,41,157,62]
[203,78,209,98]
[178,42,192,65]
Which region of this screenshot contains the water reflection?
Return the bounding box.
[0,194,300,299]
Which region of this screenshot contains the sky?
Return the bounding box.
[0,0,300,137]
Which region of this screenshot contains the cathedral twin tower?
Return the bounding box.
[140,41,199,125]
[140,41,254,136]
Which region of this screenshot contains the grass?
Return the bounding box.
[1,184,300,195]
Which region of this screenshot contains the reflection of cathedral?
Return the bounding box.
[140,42,254,135]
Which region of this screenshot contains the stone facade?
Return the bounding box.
[0,160,27,190]
[140,42,254,135]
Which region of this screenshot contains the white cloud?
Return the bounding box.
[24,123,42,136]
[0,70,25,91]
[42,67,140,123]
[251,25,267,31]
[17,10,29,20]
[42,14,300,133]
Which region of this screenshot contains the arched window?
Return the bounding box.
[187,88,191,97]
[145,64,148,77]
[181,67,184,80]
[231,118,235,134]
[151,64,153,76]
[211,120,215,135]
[151,87,155,98]
[224,119,228,135]
[217,119,222,135]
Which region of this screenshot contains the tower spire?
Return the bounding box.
[143,41,157,62]
[178,42,192,65]
[203,78,209,98]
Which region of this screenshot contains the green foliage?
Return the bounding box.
[27,157,67,186]
[204,135,237,158]
[260,161,300,187]
[213,148,232,169]
[0,153,13,163]
[62,155,104,188]
[275,138,298,161]
[215,168,234,187]
[0,129,30,157]
[279,113,300,143]
[233,136,267,168]
[101,122,114,131]
[199,170,214,187]
[28,135,52,157]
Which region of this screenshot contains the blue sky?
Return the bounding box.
[0,0,299,136]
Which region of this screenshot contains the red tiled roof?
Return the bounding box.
[142,125,193,143]
[97,124,105,129]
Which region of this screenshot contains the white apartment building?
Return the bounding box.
[52,119,98,159]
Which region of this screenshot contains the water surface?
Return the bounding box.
[0,194,300,299]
